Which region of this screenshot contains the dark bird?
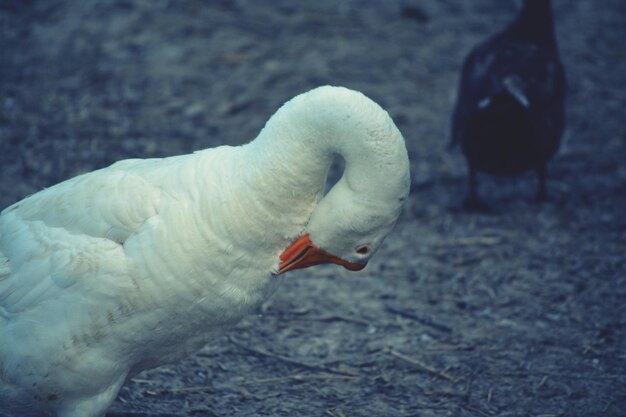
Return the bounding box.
[451,0,566,210]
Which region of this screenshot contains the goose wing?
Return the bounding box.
[0,158,166,317]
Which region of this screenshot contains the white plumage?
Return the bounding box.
[0,86,410,417]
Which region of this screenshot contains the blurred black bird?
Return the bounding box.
[451,0,566,210]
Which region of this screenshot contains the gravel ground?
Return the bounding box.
[1,0,625,416]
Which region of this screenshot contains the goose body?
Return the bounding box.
[0,86,410,417]
[451,0,566,208]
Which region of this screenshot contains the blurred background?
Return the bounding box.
[1,0,625,416]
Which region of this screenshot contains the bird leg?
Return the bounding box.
[535,163,548,202]
[463,164,488,211]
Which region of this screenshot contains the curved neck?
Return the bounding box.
[240,86,409,239]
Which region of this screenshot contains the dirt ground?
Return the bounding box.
[1,0,625,416]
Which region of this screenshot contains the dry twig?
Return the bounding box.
[229,337,359,377]
[167,385,212,393]
[386,348,460,383]
[487,370,623,380]
[384,303,453,333]
[325,409,346,417]
[297,313,372,327]
[436,236,503,246]
[242,373,360,385]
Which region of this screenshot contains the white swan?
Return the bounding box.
[0,86,410,417]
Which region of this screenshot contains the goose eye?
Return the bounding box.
[356,245,370,255]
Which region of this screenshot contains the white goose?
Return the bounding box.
[0,86,410,417]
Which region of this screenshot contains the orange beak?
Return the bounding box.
[278,234,367,274]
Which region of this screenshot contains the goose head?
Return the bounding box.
[277,188,407,274]
[273,86,410,274]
